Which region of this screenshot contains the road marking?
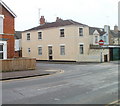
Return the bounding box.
[92,82,118,91]
[37,83,70,91]
[105,99,120,106]
[1,70,64,82]
[54,98,60,101]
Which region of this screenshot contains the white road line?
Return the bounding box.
[92,81,118,91]
[37,83,71,91]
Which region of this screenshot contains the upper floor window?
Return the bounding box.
[38,32,42,40]
[95,36,98,43]
[0,45,3,52]
[27,33,30,40]
[0,15,4,34]
[104,36,107,42]
[60,45,65,55]
[60,29,65,37]
[79,44,84,54]
[79,28,83,36]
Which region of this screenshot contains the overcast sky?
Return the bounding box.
[3,0,119,31]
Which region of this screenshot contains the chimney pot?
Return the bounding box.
[114,25,118,33]
[40,16,45,25]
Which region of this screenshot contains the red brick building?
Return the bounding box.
[0,0,16,59]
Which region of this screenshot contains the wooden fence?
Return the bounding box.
[0,58,36,72]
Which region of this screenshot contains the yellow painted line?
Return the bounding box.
[1,70,64,82]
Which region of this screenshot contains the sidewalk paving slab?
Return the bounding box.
[1,68,60,80]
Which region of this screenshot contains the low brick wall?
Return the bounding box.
[0,58,36,72]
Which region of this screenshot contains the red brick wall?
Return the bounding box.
[1,6,15,58]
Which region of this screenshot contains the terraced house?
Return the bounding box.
[0,0,16,59]
[22,16,111,62]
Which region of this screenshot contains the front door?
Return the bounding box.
[104,55,108,62]
[48,46,53,60]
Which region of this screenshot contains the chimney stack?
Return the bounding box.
[114,25,118,33]
[40,16,45,25]
[56,17,62,22]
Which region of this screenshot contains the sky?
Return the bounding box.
[2,0,119,31]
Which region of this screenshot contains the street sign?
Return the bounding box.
[99,39,104,46]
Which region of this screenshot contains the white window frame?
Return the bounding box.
[0,15,4,34]
[79,43,84,54]
[95,36,98,43]
[38,46,42,55]
[27,33,30,40]
[60,29,65,37]
[104,36,107,42]
[38,32,42,40]
[0,41,7,59]
[79,28,83,36]
[60,44,65,55]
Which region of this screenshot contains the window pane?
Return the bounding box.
[79,28,83,36]
[60,46,65,55]
[95,36,98,43]
[38,32,42,39]
[0,53,3,59]
[27,33,30,40]
[80,44,84,54]
[104,36,106,42]
[0,45,3,51]
[60,29,64,37]
[38,47,42,55]
[0,17,3,34]
[48,46,52,55]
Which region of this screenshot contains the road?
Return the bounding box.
[2,61,119,104]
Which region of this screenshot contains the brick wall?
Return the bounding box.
[1,5,15,58]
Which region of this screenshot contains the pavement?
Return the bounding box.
[1,66,61,80]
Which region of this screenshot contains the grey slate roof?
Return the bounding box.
[89,27,106,36]
[15,31,22,39]
[23,19,88,32]
[110,30,120,38]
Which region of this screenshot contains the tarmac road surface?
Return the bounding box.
[2,61,119,104]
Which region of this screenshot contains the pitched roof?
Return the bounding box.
[110,30,120,38]
[15,31,22,39]
[0,0,16,18]
[24,20,88,32]
[89,27,106,36]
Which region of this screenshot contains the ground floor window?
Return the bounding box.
[79,44,84,54]
[38,47,42,55]
[28,48,31,53]
[60,45,65,55]
[0,41,7,59]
